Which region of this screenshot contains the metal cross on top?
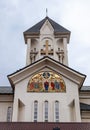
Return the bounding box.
[40,40,53,55]
[45,40,49,55]
[46,8,48,17]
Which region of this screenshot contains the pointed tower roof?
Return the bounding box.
[24,16,70,34]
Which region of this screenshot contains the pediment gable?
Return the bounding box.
[27,71,66,93]
[8,56,86,89]
[40,19,54,35]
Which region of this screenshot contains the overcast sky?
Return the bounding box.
[0,0,90,86]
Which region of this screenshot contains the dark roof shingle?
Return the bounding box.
[8,56,86,78]
[24,17,70,34]
[80,86,90,91]
[80,103,90,111]
[0,87,13,94]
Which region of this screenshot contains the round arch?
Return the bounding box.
[27,71,66,92]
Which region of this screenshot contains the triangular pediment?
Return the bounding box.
[40,19,54,35]
[8,56,86,89]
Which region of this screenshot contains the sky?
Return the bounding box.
[0,0,90,86]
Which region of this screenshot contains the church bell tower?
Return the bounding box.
[23,17,70,66]
[8,16,86,123]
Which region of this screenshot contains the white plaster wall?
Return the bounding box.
[80,92,90,105]
[26,38,31,65]
[63,38,68,65]
[80,98,90,105]
[0,95,13,122]
[82,118,90,122]
[80,95,90,122]
[0,95,13,102]
[81,111,90,122]
[18,106,25,121]
[12,73,81,122]
[65,78,81,122]
[53,38,59,61]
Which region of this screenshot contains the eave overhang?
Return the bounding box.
[8,56,86,89]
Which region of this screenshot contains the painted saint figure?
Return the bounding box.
[34,82,39,89]
[29,79,34,90]
[60,80,65,91]
[44,81,49,91]
[54,80,60,90]
[51,82,55,90]
[27,72,66,92]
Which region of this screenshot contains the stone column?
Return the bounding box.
[26,38,31,65]
[74,99,81,122]
[63,38,68,66]
[38,38,40,60]
[12,98,19,121]
[53,38,58,61]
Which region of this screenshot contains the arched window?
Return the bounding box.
[44,101,48,122]
[7,107,12,122]
[27,72,66,93]
[55,101,59,122]
[34,101,38,122]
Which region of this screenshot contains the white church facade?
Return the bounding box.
[0,16,90,124]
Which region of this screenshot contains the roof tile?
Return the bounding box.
[0,122,90,130]
[24,17,70,34]
[80,103,90,111]
[0,87,13,94]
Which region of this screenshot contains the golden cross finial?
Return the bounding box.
[46,8,48,17]
[40,40,53,56]
[45,40,49,55]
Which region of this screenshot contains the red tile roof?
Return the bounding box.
[0,122,90,130]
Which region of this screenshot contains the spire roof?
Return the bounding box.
[24,17,70,34]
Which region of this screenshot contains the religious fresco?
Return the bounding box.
[27,72,66,92]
